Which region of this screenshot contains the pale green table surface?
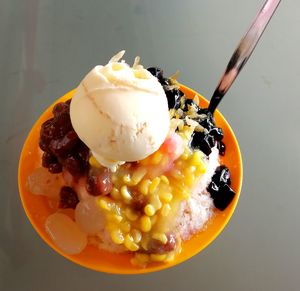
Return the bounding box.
[1,0,299,290]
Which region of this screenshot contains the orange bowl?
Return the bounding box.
[18,85,242,274]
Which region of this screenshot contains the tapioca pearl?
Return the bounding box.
[45,213,87,255]
[27,167,64,199]
[75,198,106,235]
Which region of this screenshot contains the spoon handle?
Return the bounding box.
[208,0,281,114]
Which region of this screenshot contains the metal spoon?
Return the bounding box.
[208,0,281,114]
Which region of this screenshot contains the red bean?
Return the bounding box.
[86,168,112,196]
[42,152,57,167]
[59,186,79,209]
[63,156,82,178]
[48,163,62,174]
[39,100,90,178]
[131,194,148,212]
[146,232,177,254]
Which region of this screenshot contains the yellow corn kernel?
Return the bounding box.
[174,188,190,200]
[181,152,189,160]
[160,175,169,185]
[144,204,155,216]
[169,108,175,117]
[173,187,186,200]
[130,258,141,267]
[138,179,151,195]
[170,169,184,179]
[140,237,149,251]
[111,174,118,184]
[124,234,139,251]
[140,215,152,232]
[182,189,190,199]
[152,233,168,244]
[120,185,132,201]
[185,174,195,187]
[184,147,192,157]
[149,177,160,194]
[131,257,146,267]
[159,192,173,203]
[198,160,208,171]
[131,258,145,267]
[89,156,101,168]
[150,214,158,226]
[110,229,124,245]
[161,203,171,217]
[175,160,184,168]
[164,252,175,262]
[134,253,149,264]
[150,194,162,210]
[106,221,117,232]
[125,208,138,221]
[107,214,123,223]
[150,254,167,262]
[151,151,163,165]
[183,125,191,131]
[97,199,111,211]
[195,164,207,176]
[178,120,184,131]
[131,168,147,185]
[191,150,205,166]
[170,179,185,192]
[184,165,196,176]
[111,187,121,200]
[120,220,131,233]
[183,126,193,138]
[123,174,132,185]
[110,203,121,216]
[131,229,142,243]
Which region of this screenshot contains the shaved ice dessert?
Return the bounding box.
[27,51,235,266]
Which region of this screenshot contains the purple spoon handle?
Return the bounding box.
[208,0,281,114]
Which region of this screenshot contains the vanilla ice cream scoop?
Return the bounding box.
[70,51,170,171]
